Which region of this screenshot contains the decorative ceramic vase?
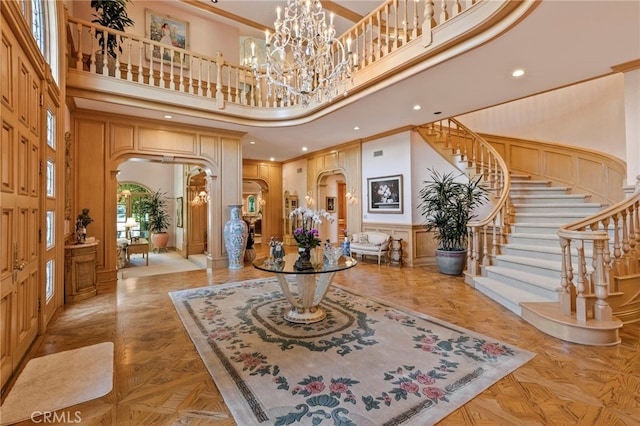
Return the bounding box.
[294,247,314,271]
[342,237,351,257]
[223,204,248,269]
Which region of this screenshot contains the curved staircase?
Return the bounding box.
[417,121,637,346]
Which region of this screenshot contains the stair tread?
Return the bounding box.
[475,276,556,302]
[484,266,559,291]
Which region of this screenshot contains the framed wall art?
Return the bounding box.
[146,9,189,68]
[367,175,403,214]
[326,196,336,212]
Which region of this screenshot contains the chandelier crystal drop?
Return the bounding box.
[255,0,353,107]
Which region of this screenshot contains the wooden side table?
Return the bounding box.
[64,241,98,303]
[389,238,403,266]
[127,238,149,265]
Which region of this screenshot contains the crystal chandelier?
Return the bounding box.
[255,0,353,107]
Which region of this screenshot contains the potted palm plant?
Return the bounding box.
[142,190,171,252]
[91,0,134,74]
[418,168,489,275]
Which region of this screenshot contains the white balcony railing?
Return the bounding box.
[66,1,519,116]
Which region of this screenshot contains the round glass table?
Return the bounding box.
[253,252,358,324]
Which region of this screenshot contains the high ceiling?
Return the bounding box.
[72,1,640,162]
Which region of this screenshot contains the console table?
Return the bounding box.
[253,252,357,324]
[64,241,98,303]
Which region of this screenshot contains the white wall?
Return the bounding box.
[457,74,627,164]
[117,161,177,247]
[362,133,412,225]
[282,159,308,207]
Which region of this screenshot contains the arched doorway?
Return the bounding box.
[187,168,209,256]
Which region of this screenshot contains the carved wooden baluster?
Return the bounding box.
[559,236,573,316]
[75,22,83,70]
[611,213,622,274]
[575,242,588,322]
[592,238,613,321]
[422,0,434,47]
[439,0,448,24]
[89,27,97,74]
[126,39,133,81]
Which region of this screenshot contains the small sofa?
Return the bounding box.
[349,231,391,265]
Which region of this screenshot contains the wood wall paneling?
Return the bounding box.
[576,157,605,195]
[110,123,135,154]
[139,127,196,154]
[18,135,28,194]
[17,60,28,125]
[1,35,12,108]
[510,145,540,175]
[1,123,13,191]
[77,120,106,266]
[544,150,573,183]
[199,134,220,165]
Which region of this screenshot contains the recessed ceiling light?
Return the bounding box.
[302,147,308,151]
[512,69,525,77]
[413,105,421,110]
[354,126,360,130]
[249,141,256,144]
[164,115,172,119]
[270,157,275,161]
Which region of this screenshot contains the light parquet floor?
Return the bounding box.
[4,245,639,425]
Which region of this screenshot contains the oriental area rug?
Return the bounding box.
[169,278,535,426]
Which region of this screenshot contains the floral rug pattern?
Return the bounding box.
[170,278,535,425]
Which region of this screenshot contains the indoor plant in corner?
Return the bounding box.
[142,190,171,252]
[90,0,134,74]
[418,168,489,275]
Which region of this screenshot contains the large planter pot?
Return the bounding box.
[224,204,248,269]
[151,232,169,252]
[435,249,467,275]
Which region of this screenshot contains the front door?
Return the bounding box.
[1,19,42,390]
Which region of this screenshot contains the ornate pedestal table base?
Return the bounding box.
[274,272,336,323]
[253,253,357,324]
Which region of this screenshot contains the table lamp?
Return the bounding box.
[125,217,137,239]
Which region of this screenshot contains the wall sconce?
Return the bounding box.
[345,188,358,205]
[305,191,314,206]
[192,189,208,207]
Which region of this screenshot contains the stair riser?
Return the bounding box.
[514,213,587,224]
[509,188,569,196]
[474,284,522,316]
[513,205,602,214]
[494,257,562,279]
[510,197,587,204]
[511,224,559,235]
[484,269,559,300]
[508,235,560,246]
[504,246,563,262]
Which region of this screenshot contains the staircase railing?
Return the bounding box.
[65,0,503,112]
[558,190,640,323]
[421,118,511,276]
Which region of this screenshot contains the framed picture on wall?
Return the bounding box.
[367,174,403,213]
[146,9,190,68]
[326,196,336,212]
[176,197,183,227]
